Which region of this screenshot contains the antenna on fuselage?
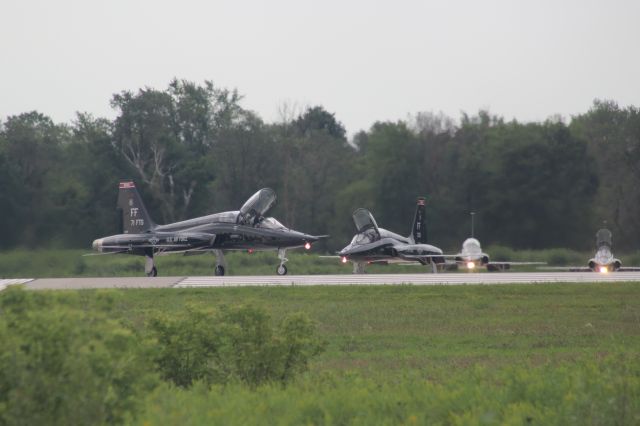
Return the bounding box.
[470,212,475,238]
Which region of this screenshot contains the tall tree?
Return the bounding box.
[571,100,640,249]
[0,112,69,247]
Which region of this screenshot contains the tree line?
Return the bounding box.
[1,79,639,252]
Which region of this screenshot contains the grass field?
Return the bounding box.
[2,275,640,423]
[133,283,640,424]
[101,283,640,376]
[4,247,640,277]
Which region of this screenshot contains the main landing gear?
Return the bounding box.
[214,249,226,276]
[145,252,158,277]
[276,248,288,275]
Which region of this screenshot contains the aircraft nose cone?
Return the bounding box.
[92,238,103,252]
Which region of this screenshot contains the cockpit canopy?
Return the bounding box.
[257,217,287,230]
[462,238,482,254]
[349,229,378,245]
[348,208,381,246]
[352,208,380,234]
[238,188,277,226]
[596,228,612,248]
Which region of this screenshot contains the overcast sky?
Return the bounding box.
[2,0,639,135]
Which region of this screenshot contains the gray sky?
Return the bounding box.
[2,0,639,134]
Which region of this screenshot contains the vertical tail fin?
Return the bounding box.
[410,197,427,244]
[117,181,154,233]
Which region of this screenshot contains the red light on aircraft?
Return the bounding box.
[247,249,254,254]
[304,242,311,250]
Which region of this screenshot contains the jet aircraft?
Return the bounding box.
[545,228,640,273]
[450,237,545,271]
[449,213,545,271]
[91,181,322,276]
[335,197,449,273]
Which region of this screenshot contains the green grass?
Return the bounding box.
[130,283,640,424]
[96,284,640,377]
[0,249,356,277]
[138,359,640,425]
[5,247,640,277]
[3,283,640,424]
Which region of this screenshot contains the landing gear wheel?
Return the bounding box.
[147,266,158,277]
[276,264,288,276]
[215,265,225,276]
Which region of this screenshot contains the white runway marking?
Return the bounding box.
[0,279,33,291]
[175,272,640,287]
[1,273,639,291]
[25,277,183,290]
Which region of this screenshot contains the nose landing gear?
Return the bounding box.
[214,249,226,276]
[276,248,288,275]
[145,252,158,277]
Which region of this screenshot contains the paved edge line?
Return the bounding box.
[0,279,34,292]
[174,272,640,288]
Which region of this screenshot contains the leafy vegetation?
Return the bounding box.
[1,283,638,424]
[0,287,324,425]
[2,81,639,253]
[0,288,156,425]
[148,305,324,388]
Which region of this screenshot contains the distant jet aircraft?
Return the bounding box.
[335,197,449,273]
[545,228,640,273]
[91,181,323,276]
[449,212,545,271]
[450,237,545,271]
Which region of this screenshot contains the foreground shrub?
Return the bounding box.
[0,287,157,425]
[148,305,325,388]
[136,355,640,425]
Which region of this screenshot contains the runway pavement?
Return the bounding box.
[25,277,183,290]
[1,272,639,290]
[176,272,640,287]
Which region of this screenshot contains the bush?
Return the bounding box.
[148,305,325,388]
[0,287,157,425]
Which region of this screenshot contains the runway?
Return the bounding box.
[1,272,640,290]
[176,272,640,287]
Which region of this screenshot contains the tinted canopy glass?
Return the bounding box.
[258,217,286,229]
[596,228,612,247]
[239,188,277,225]
[352,208,380,235]
[462,238,482,254]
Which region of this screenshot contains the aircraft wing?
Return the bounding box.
[101,244,195,249]
[82,250,128,256]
